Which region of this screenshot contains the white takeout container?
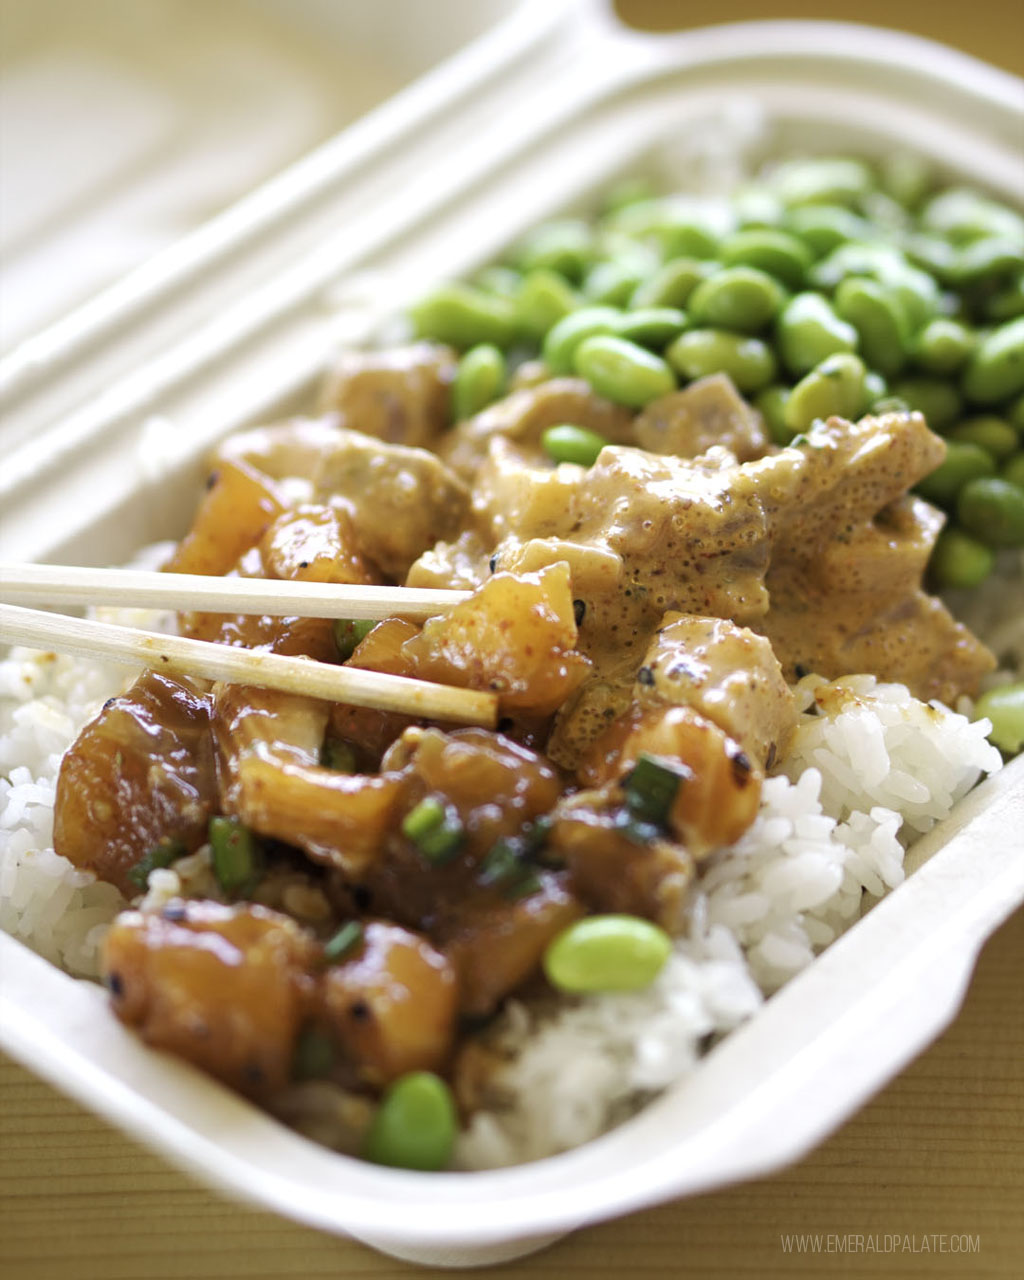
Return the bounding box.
[2,8,1023,1268]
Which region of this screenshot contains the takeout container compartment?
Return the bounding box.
[2,10,1023,1268]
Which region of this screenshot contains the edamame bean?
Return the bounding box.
[810,244,941,330]
[754,385,793,444]
[583,259,646,307]
[513,218,593,283]
[515,268,578,340]
[601,175,658,214]
[912,317,976,375]
[914,441,996,506]
[543,914,672,993]
[986,273,1024,323]
[961,317,1024,405]
[776,292,858,377]
[1002,454,1024,489]
[972,683,1024,754]
[719,228,812,289]
[609,197,731,258]
[541,423,610,466]
[899,232,957,282]
[783,353,867,433]
[630,258,718,309]
[364,1072,457,1171]
[950,237,1024,286]
[614,307,688,349]
[410,284,517,349]
[1007,392,1024,435]
[834,277,909,377]
[732,187,785,229]
[890,376,962,430]
[666,329,777,392]
[880,152,933,211]
[574,335,676,407]
[922,189,1024,245]
[770,156,874,208]
[863,370,888,405]
[928,527,995,589]
[786,204,874,255]
[453,344,506,421]
[542,306,622,375]
[871,396,911,414]
[474,265,522,298]
[956,476,1024,547]
[688,265,786,333]
[949,416,1019,462]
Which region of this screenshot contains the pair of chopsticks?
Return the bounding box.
[0,563,492,727]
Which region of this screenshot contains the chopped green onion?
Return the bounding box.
[323,920,364,963]
[127,837,187,890]
[208,816,261,894]
[622,753,689,827]
[322,740,358,772]
[402,796,464,865]
[478,839,521,888]
[333,618,376,661]
[292,1025,335,1081]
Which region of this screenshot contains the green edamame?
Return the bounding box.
[543,914,672,993]
[914,440,996,506]
[889,376,962,430]
[541,424,610,467]
[912,317,976,375]
[776,292,858,377]
[786,204,874,256]
[928,527,995,590]
[614,307,688,349]
[630,258,718,310]
[583,259,647,307]
[410,284,517,349]
[949,416,1019,462]
[574,335,676,407]
[515,268,578,340]
[770,156,874,208]
[783,353,868,433]
[950,237,1024,286]
[972,683,1024,754]
[609,197,730,259]
[542,306,622,375]
[687,265,786,333]
[834,276,909,378]
[364,1072,457,1171]
[512,218,593,283]
[922,189,1024,246]
[986,273,1024,323]
[956,476,1024,547]
[719,228,812,289]
[1002,454,1024,489]
[453,345,506,421]
[754,385,793,444]
[666,329,777,393]
[961,317,1024,405]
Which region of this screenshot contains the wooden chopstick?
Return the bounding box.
[0,603,498,728]
[0,563,470,620]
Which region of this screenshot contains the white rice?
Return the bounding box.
[0,549,1010,1167]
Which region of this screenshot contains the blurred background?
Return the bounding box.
[1,0,1021,354]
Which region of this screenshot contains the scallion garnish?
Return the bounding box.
[622,753,689,828]
[402,796,464,865]
[322,739,358,772]
[323,920,364,963]
[208,816,262,894]
[292,1024,335,1081]
[127,836,187,890]
[334,618,376,661]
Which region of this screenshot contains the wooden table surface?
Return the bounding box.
[3,4,1022,1279]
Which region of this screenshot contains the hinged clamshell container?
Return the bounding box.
[1,8,1023,1268]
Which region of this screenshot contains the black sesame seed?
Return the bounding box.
[637,665,655,687]
[352,885,372,911]
[105,972,124,998]
[794,663,809,679]
[573,599,586,627]
[162,902,187,922]
[349,1000,371,1023]
[205,469,220,491]
[298,560,309,569]
[489,555,498,573]
[497,716,515,734]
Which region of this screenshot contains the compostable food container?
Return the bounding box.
[1,8,1023,1268]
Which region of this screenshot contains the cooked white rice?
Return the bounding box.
[0,554,1010,1167]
